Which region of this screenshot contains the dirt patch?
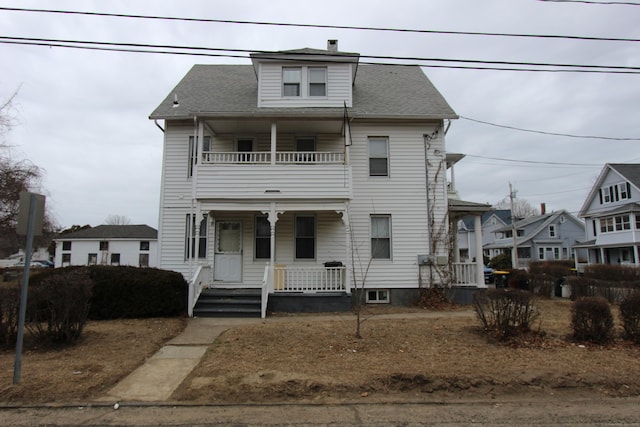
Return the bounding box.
[0,317,186,403]
[174,298,640,403]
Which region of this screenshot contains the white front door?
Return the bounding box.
[214,221,243,282]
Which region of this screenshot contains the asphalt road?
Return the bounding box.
[2,396,640,426]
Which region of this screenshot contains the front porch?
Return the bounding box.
[189,263,350,317]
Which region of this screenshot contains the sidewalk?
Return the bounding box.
[100,317,262,402]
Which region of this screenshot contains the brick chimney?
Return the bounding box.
[541,203,546,215]
[327,39,338,52]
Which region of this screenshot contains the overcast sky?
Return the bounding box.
[1,0,638,229]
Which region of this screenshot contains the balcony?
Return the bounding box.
[195,151,351,201]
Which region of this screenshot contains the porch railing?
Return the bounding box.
[202,151,344,165]
[273,265,346,293]
[188,264,211,317]
[451,262,479,286]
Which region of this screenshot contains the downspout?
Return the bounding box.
[188,115,198,279]
[154,120,165,133]
[423,134,433,286]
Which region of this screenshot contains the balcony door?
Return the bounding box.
[236,138,254,162]
[214,221,243,282]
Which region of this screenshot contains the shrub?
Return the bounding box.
[528,260,574,277]
[26,268,93,343]
[619,292,640,343]
[583,264,640,282]
[87,266,187,319]
[488,253,511,270]
[0,285,20,347]
[567,276,635,303]
[473,289,539,340]
[571,297,614,344]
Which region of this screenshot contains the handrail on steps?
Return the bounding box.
[261,262,273,319]
[188,265,208,317]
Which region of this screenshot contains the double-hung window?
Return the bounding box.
[369,137,389,177]
[283,67,301,96]
[308,68,327,96]
[185,213,208,260]
[295,215,315,259]
[371,215,391,259]
[549,225,556,237]
[255,215,271,259]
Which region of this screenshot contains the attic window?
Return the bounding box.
[283,67,301,96]
[308,68,327,96]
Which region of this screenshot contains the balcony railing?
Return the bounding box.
[202,151,344,165]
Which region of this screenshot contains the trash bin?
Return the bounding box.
[323,261,343,268]
[274,264,286,290]
[493,270,509,288]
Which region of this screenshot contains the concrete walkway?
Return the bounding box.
[101,310,475,403]
[101,317,262,402]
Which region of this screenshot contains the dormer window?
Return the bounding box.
[283,67,301,96]
[309,68,327,96]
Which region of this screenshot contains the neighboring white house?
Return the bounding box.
[575,163,640,269]
[53,225,158,268]
[149,40,488,315]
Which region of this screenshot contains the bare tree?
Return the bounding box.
[0,88,56,257]
[495,198,539,219]
[0,86,20,139]
[104,214,132,225]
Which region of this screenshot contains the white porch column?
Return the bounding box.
[267,202,279,267]
[270,122,277,165]
[474,214,484,287]
[453,220,460,263]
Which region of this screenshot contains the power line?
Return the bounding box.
[460,116,640,140]
[463,154,601,167]
[539,0,640,5]
[2,36,640,74]
[2,6,640,43]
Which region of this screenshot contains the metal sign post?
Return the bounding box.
[13,192,45,384]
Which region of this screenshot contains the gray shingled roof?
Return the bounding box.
[57,225,157,240]
[610,164,640,189]
[149,64,457,120]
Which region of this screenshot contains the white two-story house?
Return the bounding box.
[150,40,485,317]
[53,225,158,268]
[576,163,640,268]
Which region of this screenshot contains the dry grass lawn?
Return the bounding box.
[1,297,639,404]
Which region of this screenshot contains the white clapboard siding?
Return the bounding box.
[258,62,353,108]
[196,165,351,200]
[347,122,448,288]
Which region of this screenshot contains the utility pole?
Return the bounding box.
[509,183,519,269]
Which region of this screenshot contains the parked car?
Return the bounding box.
[13,260,53,268]
[484,265,494,284]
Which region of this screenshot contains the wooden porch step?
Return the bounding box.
[194,287,262,318]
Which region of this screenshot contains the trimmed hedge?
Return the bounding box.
[87,266,187,319]
[0,285,20,346]
[620,291,640,343]
[567,276,638,303]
